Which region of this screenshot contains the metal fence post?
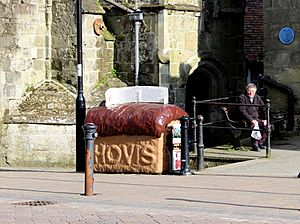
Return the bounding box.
[180,116,192,176]
[82,123,98,196]
[196,115,205,170]
[266,99,271,158]
[192,96,197,154]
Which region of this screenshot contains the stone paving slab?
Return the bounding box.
[0,169,299,223]
[199,135,300,177]
[0,136,299,223]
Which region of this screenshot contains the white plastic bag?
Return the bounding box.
[251,123,262,140]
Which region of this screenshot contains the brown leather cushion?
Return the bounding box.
[85,103,188,137]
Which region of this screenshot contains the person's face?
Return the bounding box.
[246,87,256,97]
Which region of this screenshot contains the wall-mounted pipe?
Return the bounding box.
[258,75,295,131]
[129,10,143,86]
[103,0,143,86]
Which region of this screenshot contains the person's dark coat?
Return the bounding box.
[238,93,265,124]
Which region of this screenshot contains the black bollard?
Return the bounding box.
[266,99,271,158]
[180,116,192,176]
[196,115,205,171]
[82,123,98,196]
[192,96,197,154]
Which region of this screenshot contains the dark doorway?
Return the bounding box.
[185,71,211,119]
[185,59,227,120]
[185,59,231,147]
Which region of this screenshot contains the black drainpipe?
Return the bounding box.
[258,74,295,131]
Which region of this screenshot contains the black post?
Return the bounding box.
[192,96,197,154]
[196,115,205,171]
[82,123,97,196]
[76,0,86,172]
[266,99,271,158]
[180,116,191,176]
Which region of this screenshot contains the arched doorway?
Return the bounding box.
[185,59,227,118]
[185,59,229,146]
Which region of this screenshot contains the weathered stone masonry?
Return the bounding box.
[0,0,117,167]
[1,0,300,168]
[0,0,201,168]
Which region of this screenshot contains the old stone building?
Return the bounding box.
[0,0,299,168]
[0,0,115,167]
[263,0,300,131]
[0,0,202,168]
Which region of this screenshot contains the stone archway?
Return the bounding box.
[185,59,227,118]
[185,59,229,146]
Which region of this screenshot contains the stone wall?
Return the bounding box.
[199,0,245,93]
[161,7,200,106]
[264,0,300,114]
[51,0,77,86]
[1,80,77,168]
[0,0,48,118]
[4,123,75,168]
[2,0,300,169]
[102,0,201,107]
[0,0,119,168]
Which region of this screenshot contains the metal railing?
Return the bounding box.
[181,96,271,172]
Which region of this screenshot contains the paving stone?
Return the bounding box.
[0,136,300,223]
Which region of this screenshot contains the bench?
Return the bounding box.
[220,106,248,148]
[220,106,287,148]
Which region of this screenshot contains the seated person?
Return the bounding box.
[239,83,267,151]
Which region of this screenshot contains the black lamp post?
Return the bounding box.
[76,0,86,172]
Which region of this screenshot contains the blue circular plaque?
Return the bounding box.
[279,27,295,45]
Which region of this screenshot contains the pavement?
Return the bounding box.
[0,135,300,223]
